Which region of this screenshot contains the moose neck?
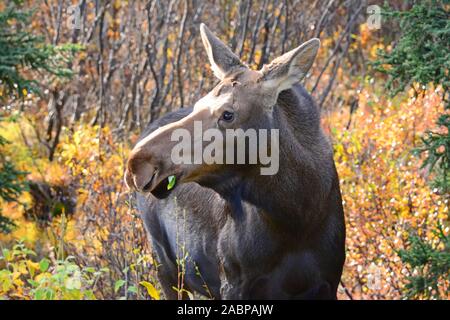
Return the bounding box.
[213,88,333,231]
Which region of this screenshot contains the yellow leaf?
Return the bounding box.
[139,281,160,300]
[35,272,52,283]
[13,277,24,287]
[27,260,40,271]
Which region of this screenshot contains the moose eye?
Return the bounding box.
[221,110,234,122]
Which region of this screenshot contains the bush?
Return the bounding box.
[0,241,107,299]
[374,0,450,192]
[0,1,79,233]
[398,225,450,299]
[374,0,449,299]
[0,133,28,234]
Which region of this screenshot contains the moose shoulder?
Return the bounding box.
[125,24,345,299]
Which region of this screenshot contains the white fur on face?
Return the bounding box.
[193,92,233,114]
[135,92,232,151]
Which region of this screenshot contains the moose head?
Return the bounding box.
[125,24,320,198]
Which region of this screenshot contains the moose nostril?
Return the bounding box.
[142,181,152,192]
[125,155,157,192]
[142,170,157,192]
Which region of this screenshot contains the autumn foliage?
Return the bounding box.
[0,0,449,300]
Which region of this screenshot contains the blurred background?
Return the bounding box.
[0,0,448,299]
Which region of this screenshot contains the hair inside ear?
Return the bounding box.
[261,38,320,92]
[200,23,245,80]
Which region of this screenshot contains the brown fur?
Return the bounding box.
[125,25,345,299]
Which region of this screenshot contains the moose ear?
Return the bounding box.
[260,38,320,93]
[200,23,245,80]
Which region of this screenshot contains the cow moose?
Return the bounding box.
[125,23,345,299]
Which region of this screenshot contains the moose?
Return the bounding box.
[125,24,345,299]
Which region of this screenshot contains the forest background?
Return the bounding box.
[0,0,448,300]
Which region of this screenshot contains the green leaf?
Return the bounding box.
[127,285,138,294]
[84,267,96,273]
[114,279,125,293]
[39,258,50,272]
[1,249,11,261]
[27,279,38,287]
[167,175,176,190]
[34,288,46,300]
[45,289,55,300]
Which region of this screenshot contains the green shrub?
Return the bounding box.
[0,241,108,300]
[374,0,450,299]
[398,225,450,299]
[0,1,80,233]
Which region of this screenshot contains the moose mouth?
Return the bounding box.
[142,170,180,199]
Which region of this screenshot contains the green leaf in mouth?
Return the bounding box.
[167,175,176,190]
